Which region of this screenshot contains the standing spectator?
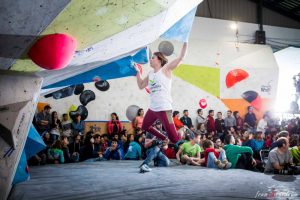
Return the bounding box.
[173,111,184,130]
[71,114,84,135]
[50,111,62,142]
[196,109,206,129]
[61,113,72,138]
[180,110,193,128]
[35,105,52,135]
[215,112,225,138]
[206,110,216,135]
[244,106,257,133]
[233,111,244,131]
[133,108,144,129]
[257,114,269,136]
[224,110,236,130]
[107,112,123,136]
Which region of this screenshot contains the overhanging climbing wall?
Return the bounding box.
[0,71,43,200]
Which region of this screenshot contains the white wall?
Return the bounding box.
[38,17,298,122]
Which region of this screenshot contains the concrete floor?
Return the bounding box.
[9,161,300,200]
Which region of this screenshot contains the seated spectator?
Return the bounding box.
[290,134,300,166]
[124,134,142,160]
[103,138,124,160]
[206,131,214,141]
[228,126,238,139]
[224,134,256,170]
[265,129,277,149]
[176,132,203,166]
[256,114,269,136]
[196,109,206,129]
[265,137,299,174]
[35,105,52,135]
[107,112,123,137]
[173,111,184,130]
[71,114,84,135]
[202,139,231,169]
[213,137,223,150]
[133,108,144,129]
[61,113,72,138]
[175,129,189,152]
[43,131,53,147]
[136,131,146,159]
[134,127,144,141]
[198,123,207,135]
[119,130,128,150]
[270,131,290,150]
[61,136,71,163]
[81,133,102,161]
[180,109,193,129]
[243,131,265,153]
[100,134,109,152]
[233,111,243,131]
[68,134,81,162]
[50,111,62,142]
[47,140,64,164]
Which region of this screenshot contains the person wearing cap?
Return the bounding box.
[35,105,52,135]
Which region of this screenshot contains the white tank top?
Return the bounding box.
[148,69,172,111]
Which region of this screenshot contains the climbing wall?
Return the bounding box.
[0,71,43,200]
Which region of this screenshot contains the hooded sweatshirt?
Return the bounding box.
[125,141,142,159]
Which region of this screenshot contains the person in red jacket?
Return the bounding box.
[202,139,231,169]
[107,113,123,136]
[206,110,216,135]
[172,111,184,130]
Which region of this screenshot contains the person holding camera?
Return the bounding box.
[139,121,169,173]
[264,137,299,175]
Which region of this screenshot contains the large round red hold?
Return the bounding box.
[226,69,249,88]
[28,33,77,70]
[199,99,207,109]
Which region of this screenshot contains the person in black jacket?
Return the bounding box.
[180,110,193,128]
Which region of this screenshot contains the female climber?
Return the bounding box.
[133,42,188,143]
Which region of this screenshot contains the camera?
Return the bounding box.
[152,139,163,147]
[274,163,298,175]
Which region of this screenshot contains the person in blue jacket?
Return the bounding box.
[103,138,124,160]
